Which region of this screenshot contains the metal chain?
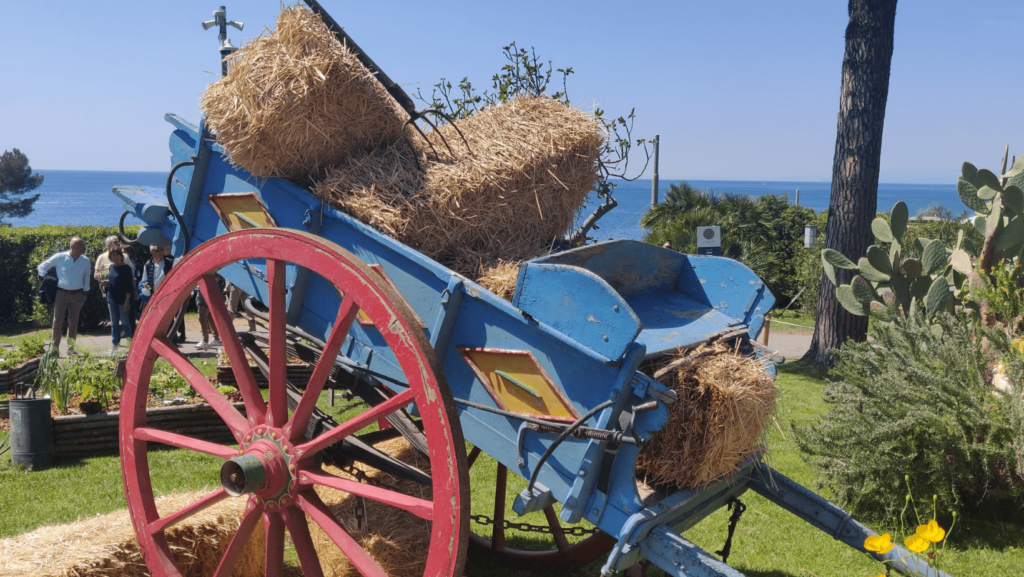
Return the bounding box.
[715,497,746,564]
[469,514,599,537]
[339,464,601,538]
[337,462,387,489]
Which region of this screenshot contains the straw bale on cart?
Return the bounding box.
[314,95,602,290]
[199,5,603,295]
[637,341,777,489]
[201,6,408,181]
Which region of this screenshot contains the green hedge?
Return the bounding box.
[0,225,152,330]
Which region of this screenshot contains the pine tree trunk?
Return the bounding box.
[804,0,898,365]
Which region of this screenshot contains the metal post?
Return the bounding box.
[202,6,244,77]
[651,135,660,206]
[795,188,800,206]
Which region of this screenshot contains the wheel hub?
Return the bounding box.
[220,426,299,509]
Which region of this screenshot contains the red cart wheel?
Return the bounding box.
[465,446,616,570]
[119,229,469,577]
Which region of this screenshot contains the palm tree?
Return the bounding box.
[641,183,781,287]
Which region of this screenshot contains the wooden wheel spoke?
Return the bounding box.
[297,388,415,456]
[300,469,433,521]
[467,446,482,469]
[264,511,285,576]
[134,427,237,459]
[198,274,267,424]
[492,463,507,549]
[284,506,324,577]
[298,491,389,577]
[148,489,229,535]
[543,506,570,551]
[152,337,248,436]
[288,298,359,444]
[267,259,288,428]
[213,503,262,577]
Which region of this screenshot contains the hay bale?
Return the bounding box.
[201,6,408,181]
[314,96,602,279]
[309,437,432,577]
[636,341,777,488]
[475,260,522,301]
[0,490,264,577]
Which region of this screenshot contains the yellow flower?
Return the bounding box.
[864,533,894,554]
[915,519,946,543]
[905,534,930,553]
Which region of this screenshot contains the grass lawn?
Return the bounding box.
[1,362,1019,576]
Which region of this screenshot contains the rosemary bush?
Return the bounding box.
[794,311,1024,522]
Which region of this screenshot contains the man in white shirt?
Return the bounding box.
[38,237,91,354]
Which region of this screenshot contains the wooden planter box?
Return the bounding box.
[217,362,313,389]
[0,357,40,394]
[52,401,247,459]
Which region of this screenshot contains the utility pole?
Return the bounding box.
[651,134,660,206]
[202,6,244,77]
[795,188,800,206]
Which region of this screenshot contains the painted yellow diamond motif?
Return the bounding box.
[459,347,578,421]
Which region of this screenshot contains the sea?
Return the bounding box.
[14,170,962,243]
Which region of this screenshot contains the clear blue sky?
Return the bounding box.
[1,1,1021,183]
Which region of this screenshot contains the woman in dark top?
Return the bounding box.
[105,248,135,354]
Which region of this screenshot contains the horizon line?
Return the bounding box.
[32,168,955,187]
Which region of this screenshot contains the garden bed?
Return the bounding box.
[52,401,246,458]
[0,356,40,394]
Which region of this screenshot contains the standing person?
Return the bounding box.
[37,237,91,355]
[140,246,172,298]
[121,244,139,333]
[194,283,222,350]
[93,236,120,286]
[104,248,135,355]
[226,282,248,317]
[141,246,186,343]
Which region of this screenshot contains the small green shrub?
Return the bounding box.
[793,311,1024,522]
[34,345,71,413]
[62,352,121,409]
[968,260,1024,333]
[16,335,45,359]
[149,361,190,396]
[0,334,47,371]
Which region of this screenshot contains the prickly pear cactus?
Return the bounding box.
[824,151,1024,321]
[823,201,954,320]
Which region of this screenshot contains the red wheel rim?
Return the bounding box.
[119,229,469,577]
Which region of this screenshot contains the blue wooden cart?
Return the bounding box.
[111,111,951,577]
